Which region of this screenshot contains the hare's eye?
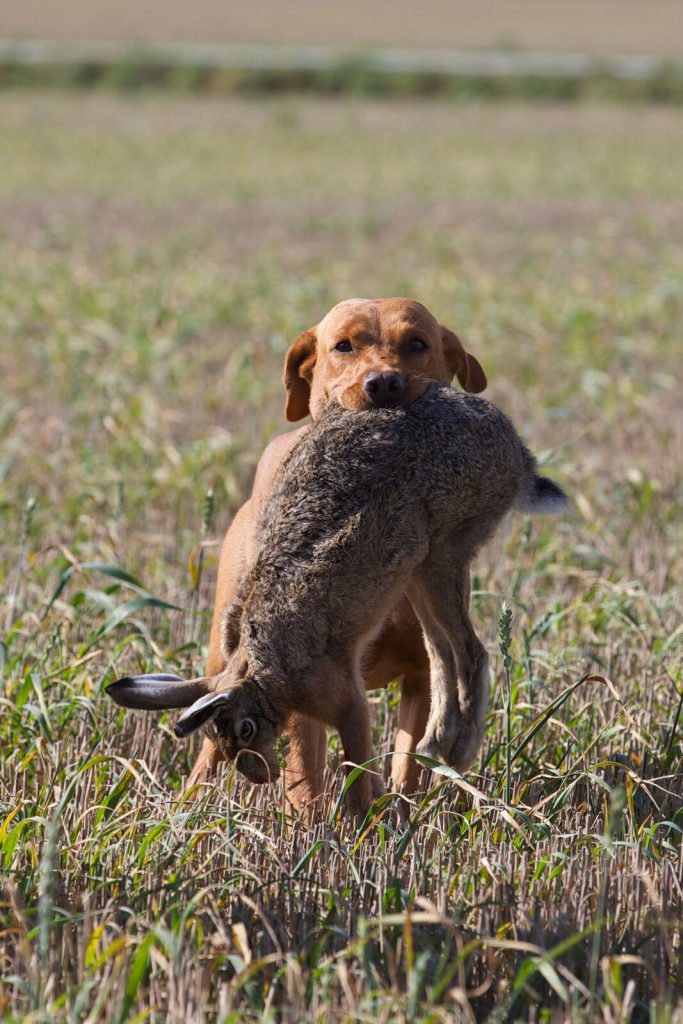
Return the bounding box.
[334,339,353,352]
[238,718,257,744]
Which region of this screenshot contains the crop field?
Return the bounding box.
[0,93,682,1022]
[3,0,683,56]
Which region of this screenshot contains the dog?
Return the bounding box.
[109,298,489,813]
[107,383,567,818]
[194,298,489,810]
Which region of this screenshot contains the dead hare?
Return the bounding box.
[107,382,567,819]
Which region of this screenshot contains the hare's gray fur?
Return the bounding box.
[109,383,566,816]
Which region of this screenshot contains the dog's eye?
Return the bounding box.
[238,718,257,744]
[408,337,427,352]
[334,339,353,352]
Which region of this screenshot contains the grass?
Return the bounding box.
[3,52,683,103]
[0,92,681,1022]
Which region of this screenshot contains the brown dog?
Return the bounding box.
[189,298,487,811]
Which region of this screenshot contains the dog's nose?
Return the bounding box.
[363,371,405,406]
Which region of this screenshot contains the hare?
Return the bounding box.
[107,383,567,817]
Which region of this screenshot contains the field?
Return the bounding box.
[0,93,682,1022]
[2,0,683,56]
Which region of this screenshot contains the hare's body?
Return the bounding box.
[109,383,566,816]
[231,384,535,703]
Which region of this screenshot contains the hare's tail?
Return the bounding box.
[517,475,569,514]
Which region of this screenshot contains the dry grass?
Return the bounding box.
[0,93,681,1022]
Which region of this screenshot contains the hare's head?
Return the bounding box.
[106,672,283,783]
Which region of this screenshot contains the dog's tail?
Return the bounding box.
[517,475,569,514]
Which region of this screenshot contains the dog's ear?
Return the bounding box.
[106,672,212,710]
[440,327,487,393]
[283,329,317,421]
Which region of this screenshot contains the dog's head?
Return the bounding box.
[106,672,282,784]
[283,297,487,421]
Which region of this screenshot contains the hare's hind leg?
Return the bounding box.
[408,564,489,773]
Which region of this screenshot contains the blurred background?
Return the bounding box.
[2,0,680,538]
[1,4,682,1021]
[2,0,683,53]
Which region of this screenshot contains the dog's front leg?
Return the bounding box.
[336,691,380,820]
[282,713,328,819]
[185,736,225,794]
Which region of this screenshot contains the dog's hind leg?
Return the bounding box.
[408,564,489,773]
[362,598,431,794]
[391,671,431,792]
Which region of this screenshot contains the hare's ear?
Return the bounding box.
[106,673,212,711]
[283,329,317,421]
[440,327,487,393]
[174,690,241,738]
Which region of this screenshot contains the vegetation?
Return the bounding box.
[0,93,681,1021]
[3,52,683,102]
